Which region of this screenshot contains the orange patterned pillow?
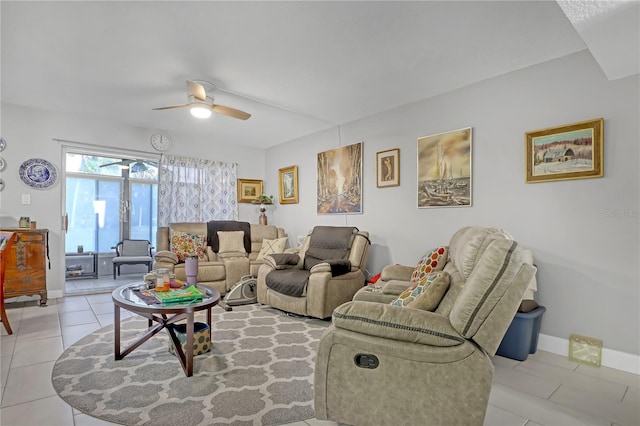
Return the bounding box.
[170,230,208,262]
[410,246,448,283]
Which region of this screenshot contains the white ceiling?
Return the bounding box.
[1,1,637,149]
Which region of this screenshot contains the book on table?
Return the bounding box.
[154,285,204,305]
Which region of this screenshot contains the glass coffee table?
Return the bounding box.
[111,283,221,377]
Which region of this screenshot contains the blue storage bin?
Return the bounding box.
[496,306,546,361]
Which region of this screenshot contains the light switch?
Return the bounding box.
[21,194,31,204]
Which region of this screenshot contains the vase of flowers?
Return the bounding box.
[252,195,274,225]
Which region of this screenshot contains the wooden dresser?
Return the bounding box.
[3,228,48,305]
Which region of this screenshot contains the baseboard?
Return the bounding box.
[49,290,64,300]
[538,333,639,375]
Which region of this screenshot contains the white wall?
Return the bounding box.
[0,104,266,297]
[266,51,640,358]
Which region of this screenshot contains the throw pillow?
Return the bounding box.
[406,274,451,311]
[256,237,288,260]
[390,271,450,309]
[410,246,449,283]
[170,231,208,262]
[217,231,247,254]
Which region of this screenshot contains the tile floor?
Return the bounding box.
[1,292,638,426]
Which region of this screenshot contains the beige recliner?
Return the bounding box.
[314,226,536,426]
[257,226,370,319]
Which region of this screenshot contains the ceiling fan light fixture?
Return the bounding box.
[190,104,212,119]
[130,162,148,173]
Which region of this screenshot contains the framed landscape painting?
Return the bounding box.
[417,127,472,208]
[525,118,603,183]
[376,148,400,188]
[317,142,362,214]
[237,179,263,203]
[279,165,298,204]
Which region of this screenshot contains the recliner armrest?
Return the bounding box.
[381,264,414,282]
[263,253,301,270]
[310,259,351,276]
[333,301,464,347]
[154,250,179,264]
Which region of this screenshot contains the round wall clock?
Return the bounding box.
[19,158,58,189]
[150,133,172,151]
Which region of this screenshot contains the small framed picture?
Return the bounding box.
[525,118,603,183]
[237,179,263,203]
[19,216,31,228]
[376,148,400,188]
[279,165,298,204]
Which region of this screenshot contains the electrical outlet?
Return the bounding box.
[21,194,31,204]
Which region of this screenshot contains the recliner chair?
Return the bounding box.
[314,227,536,426]
[257,226,370,319]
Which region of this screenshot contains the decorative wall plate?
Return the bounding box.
[0,137,5,151]
[0,178,4,191]
[19,158,58,189]
[0,156,5,171]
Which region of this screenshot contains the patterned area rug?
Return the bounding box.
[52,304,330,426]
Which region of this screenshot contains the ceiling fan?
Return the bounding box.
[152,80,251,120]
[100,159,157,172]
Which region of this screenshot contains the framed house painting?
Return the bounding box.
[525,118,603,183]
[279,165,298,204]
[376,148,400,188]
[417,127,472,208]
[237,179,263,203]
[317,142,362,214]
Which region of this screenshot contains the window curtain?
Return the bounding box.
[157,154,237,226]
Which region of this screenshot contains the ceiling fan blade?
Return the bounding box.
[212,104,251,120]
[101,159,134,167]
[186,80,207,101]
[152,103,189,111]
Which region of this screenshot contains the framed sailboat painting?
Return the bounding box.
[417,127,472,208]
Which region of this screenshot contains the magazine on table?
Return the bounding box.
[154,285,204,305]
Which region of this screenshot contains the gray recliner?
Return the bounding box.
[257,226,370,319]
[314,227,536,426]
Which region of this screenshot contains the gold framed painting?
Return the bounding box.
[237,179,263,203]
[376,148,400,188]
[317,142,362,214]
[525,118,603,183]
[279,165,298,204]
[417,128,472,208]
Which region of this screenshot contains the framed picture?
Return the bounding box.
[525,118,603,183]
[317,142,362,214]
[279,165,298,204]
[237,179,263,203]
[417,127,472,208]
[376,148,400,188]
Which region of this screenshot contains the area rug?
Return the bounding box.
[52,304,330,426]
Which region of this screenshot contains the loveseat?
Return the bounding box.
[314,226,536,425]
[257,226,370,319]
[154,221,287,296]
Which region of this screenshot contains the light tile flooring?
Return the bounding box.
[1,293,639,426]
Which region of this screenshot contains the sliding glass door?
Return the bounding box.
[65,175,123,253]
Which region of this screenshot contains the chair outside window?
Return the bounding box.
[111,239,153,279]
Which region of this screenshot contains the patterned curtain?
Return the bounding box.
[157,154,237,226]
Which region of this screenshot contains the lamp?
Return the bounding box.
[190,103,212,119]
